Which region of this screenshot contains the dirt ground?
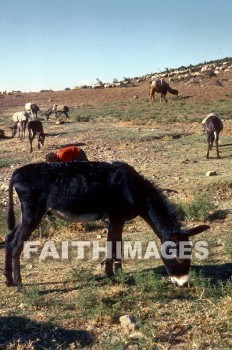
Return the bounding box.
[0,69,232,349]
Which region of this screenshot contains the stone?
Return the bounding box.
[119,315,137,331]
[206,171,217,176]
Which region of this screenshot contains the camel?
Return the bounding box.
[149,79,178,103]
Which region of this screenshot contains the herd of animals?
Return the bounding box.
[9,80,223,159]
[10,103,70,152]
[2,79,224,288]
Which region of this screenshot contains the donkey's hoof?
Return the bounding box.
[114,261,122,274]
[103,259,114,277]
[5,279,15,287]
[16,284,23,292]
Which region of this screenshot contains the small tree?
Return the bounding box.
[96,78,103,86]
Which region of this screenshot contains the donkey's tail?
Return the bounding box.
[7,177,15,230]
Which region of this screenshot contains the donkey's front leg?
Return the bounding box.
[13,252,22,287]
[215,133,220,158]
[206,138,211,159]
[105,219,124,277]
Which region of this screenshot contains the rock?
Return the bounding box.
[119,315,137,331]
[1,184,8,192]
[206,171,217,176]
[127,344,139,350]
[129,331,144,339]
[215,80,223,86]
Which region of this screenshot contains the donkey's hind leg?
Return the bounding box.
[5,227,18,286]
[11,212,45,287]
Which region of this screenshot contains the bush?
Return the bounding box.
[176,195,214,221]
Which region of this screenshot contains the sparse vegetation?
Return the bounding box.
[176,194,215,221]
[72,98,232,125]
[0,59,232,349]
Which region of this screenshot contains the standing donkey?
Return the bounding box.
[202,113,223,159]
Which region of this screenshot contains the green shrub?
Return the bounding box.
[176,195,214,221]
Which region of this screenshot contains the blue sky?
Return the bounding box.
[1,0,232,92]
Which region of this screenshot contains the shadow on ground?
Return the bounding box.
[20,263,232,295]
[192,262,232,283]
[0,316,93,348]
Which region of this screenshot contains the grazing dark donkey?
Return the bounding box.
[25,103,40,120]
[5,161,209,287]
[202,113,223,159]
[28,120,45,153]
[31,103,40,119]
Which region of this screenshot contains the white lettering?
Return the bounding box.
[61,241,69,259]
[195,241,209,260]
[71,241,91,259]
[92,241,112,260]
[124,241,142,259]
[143,241,160,259]
[23,241,40,259]
[39,241,60,260]
[179,241,192,259]
[161,241,176,259]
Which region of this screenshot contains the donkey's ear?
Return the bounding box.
[184,224,210,237]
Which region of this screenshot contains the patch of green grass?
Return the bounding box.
[71,266,97,284]
[20,286,48,311]
[190,270,232,299]
[225,238,232,257]
[0,158,19,168]
[71,97,232,125]
[176,194,215,221]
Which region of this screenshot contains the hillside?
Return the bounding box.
[1,58,232,113]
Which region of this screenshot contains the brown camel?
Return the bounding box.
[149,79,178,103]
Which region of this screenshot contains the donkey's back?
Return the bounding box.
[8,161,145,229]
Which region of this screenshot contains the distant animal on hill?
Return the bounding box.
[25,103,40,120]
[202,113,223,159]
[149,79,178,103]
[44,105,69,122]
[4,161,209,287]
[28,120,45,153]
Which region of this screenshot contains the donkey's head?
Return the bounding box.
[161,224,210,287]
[10,124,17,138]
[38,133,45,149]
